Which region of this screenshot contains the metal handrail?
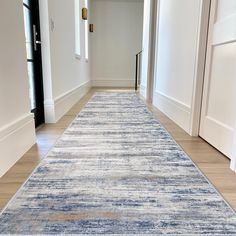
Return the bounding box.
[135,50,142,91]
[136,50,143,55]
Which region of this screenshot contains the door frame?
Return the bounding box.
[24,0,45,127]
[189,0,211,136]
[146,0,159,103]
[32,0,45,127]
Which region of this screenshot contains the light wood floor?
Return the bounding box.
[0,88,236,211]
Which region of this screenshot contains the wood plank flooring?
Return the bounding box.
[0,88,236,212]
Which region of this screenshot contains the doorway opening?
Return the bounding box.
[23,0,45,128]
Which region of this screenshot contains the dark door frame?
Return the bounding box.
[24,0,45,127]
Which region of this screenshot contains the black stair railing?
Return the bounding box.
[135,50,142,91]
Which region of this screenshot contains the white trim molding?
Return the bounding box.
[189,0,211,136]
[212,13,236,46]
[153,90,191,132]
[230,157,236,173]
[0,114,36,177]
[139,84,147,98]
[92,79,135,88]
[44,99,56,123]
[44,81,91,123]
[146,0,158,103]
[230,123,236,172]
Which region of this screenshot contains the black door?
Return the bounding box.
[23,0,45,127]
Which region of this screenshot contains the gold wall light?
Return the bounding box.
[89,24,94,32]
[82,8,88,20]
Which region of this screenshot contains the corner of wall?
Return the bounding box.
[40,0,92,123]
[39,0,55,123]
[44,81,91,123]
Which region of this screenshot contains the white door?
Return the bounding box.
[200,0,236,159]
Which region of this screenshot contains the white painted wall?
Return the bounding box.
[40,0,91,123]
[0,1,36,177]
[90,0,144,87]
[153,0,207,134]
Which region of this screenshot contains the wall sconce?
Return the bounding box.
[82,8,88,20]
[89,24,94,32]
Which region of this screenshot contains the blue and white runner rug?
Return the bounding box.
[0,92,236,235]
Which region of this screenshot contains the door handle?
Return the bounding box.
[33,25,41,51]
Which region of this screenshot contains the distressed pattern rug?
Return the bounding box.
[0,92,236,235]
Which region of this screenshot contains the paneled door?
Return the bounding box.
[200,0,236,160]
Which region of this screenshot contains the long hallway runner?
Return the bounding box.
[0,92,236,234]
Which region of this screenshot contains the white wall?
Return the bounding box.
[90,0,143,87]
[0,1,36,177]
[40,0,91,123]
[153,0,207,134]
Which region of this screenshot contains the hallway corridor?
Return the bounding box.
[0,89,236,234]
[1,0,236,234]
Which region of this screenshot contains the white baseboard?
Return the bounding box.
[92,79,135,88]
[0,114,36,177]
[140,84,147,99]
[44,81,91,123]
[153,90,191,133]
